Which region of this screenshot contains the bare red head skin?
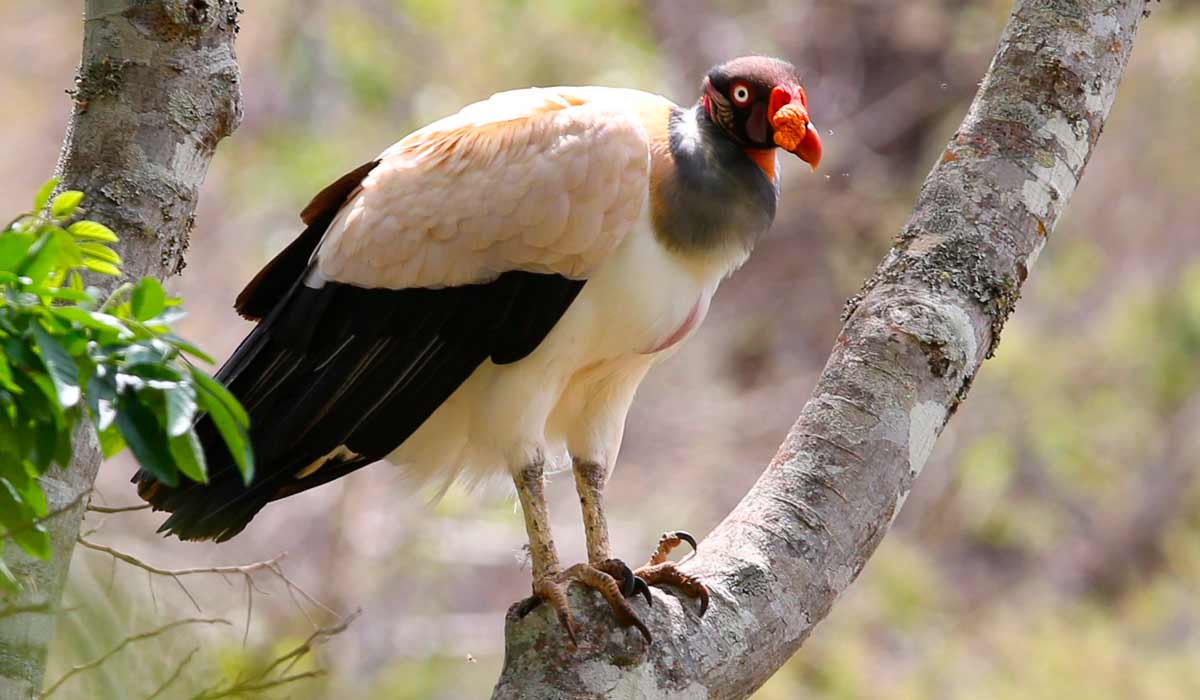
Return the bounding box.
[700,56,822,172]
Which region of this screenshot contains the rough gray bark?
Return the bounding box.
[491,1,1146,698]
[0,2,241,697]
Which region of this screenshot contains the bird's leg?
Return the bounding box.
[573,459,651,601]
[513,459,650,644]
[635,531,710,616]
[575,458,708,618]
[573,459,612,564]
[513,459,560,583]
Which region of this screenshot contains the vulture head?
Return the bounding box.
[701,55,823,170]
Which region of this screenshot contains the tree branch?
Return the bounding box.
[75,538,339,638]
[145,646,200,700]
[491,1,1146,697]
[189,609,361,700]
[40,618,231,699]
[86,503,151,514]
[0,3,241,697]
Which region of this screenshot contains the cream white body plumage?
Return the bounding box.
[387,200,747,489]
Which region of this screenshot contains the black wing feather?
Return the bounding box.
[136,269,584,542]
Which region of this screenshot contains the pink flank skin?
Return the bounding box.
[642,296,707,355]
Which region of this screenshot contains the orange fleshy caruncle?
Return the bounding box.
[771,102,810,152]
[768,85,822,171]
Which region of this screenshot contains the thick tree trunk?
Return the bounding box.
[0,2,241,697]
[491,1,1145,698]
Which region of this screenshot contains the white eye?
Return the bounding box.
[732,84,751,105]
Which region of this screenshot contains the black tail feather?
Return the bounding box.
[134,269,584,541]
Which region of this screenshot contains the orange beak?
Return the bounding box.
[768,86,822,171]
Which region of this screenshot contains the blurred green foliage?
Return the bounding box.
[0,182,252,592]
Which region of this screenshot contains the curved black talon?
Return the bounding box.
[669,530,698,553]
[631,575,652,607]
[611,559,637,597]
[599,559,653,607]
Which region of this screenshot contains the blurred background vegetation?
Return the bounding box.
[2,0,1198,697]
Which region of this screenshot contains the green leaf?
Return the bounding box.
[26,286,93,303]
[0,460,46,517]
[190,367,249,428]
[34,178,60,213]
[53,414,75,469]
[131,278,167,322]
[0,411,18,459]
[169,428,207,483]
[67,220,118,243]
[0,231,35,273]
[0,354,17,393]
[30,373,61,409]
[164,382,197,437]
[56,308,130,338]
[78,242,122,266]
[82,258,120,276]
[15,527,52,561]
[18,229,66,286]
[87,372,118,431]
[148,307,187,327]
[122,340,171,368]
[31,324,80,410]
[50,191,84,219]
[32,323,80,408]
[0,554,18,594]
[123,364,182,385]
[28,420,57,473]
[196,385,253,483]
[115,391,177,487]
[0,478,51,560]
[4,337,40,372]
[51,229,82,268]
[162,334,215,364]
[97,424,125,458]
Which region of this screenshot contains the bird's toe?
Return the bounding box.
[592,558,651,606]
[635,530,710,617]
[526,562,653,646]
